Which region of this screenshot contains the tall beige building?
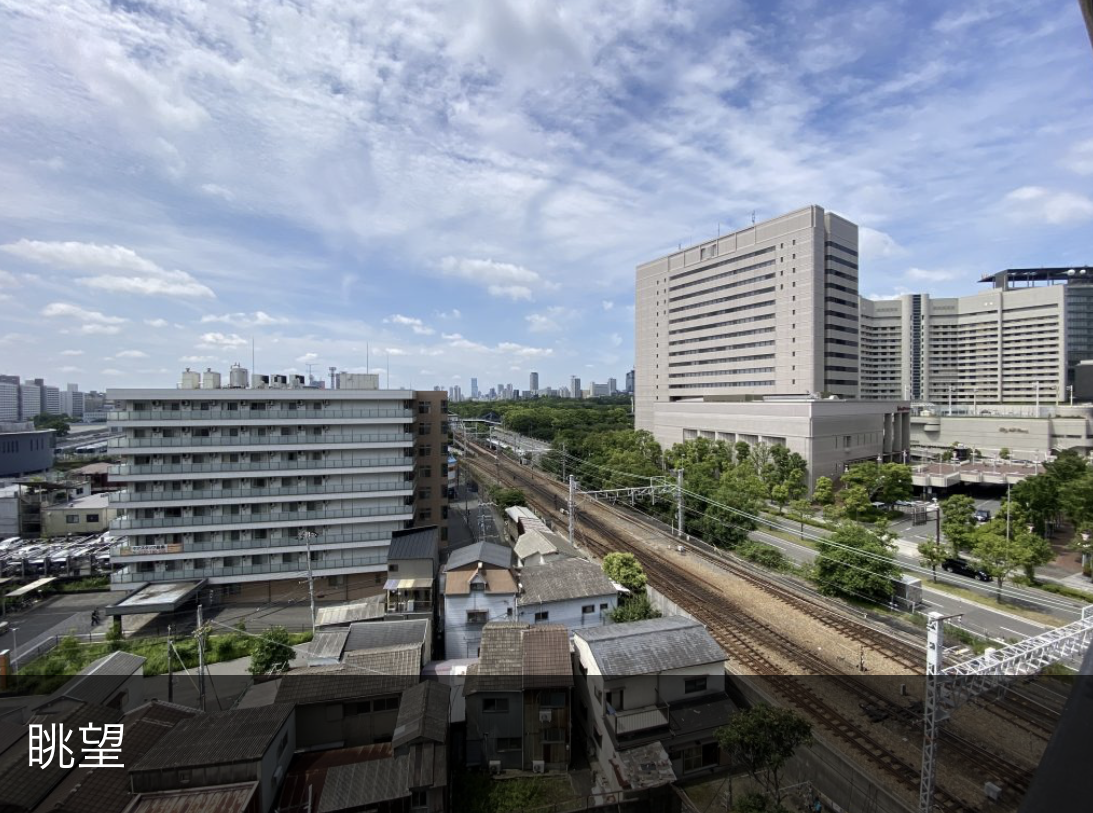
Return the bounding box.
[635,205,860,434]
[860,276,1081,406]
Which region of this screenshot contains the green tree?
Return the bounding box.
[999,447,1010,460]
[716,705,813,809]
[249,626,293,675]
[1060,473,1093,533]
[34,413,72,437]
[1011,475,1060,538]
[609,594,662,623]
[874,463,913,505]
[917,540,947,582]
[699,470,763,548]
[487,486,527,511]
[941,495,976,556]
[770,483,790,515]
[840,485,871,520]
[602,552,647,593]
[811,476,834,506]
[1044,448,1089,483]
[941,450,953,463]
[733,793,782,813]
[734,441,750,464]
[815,522,900,603]
[972,527,1024,599]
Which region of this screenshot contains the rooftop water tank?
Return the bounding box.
[229,364,249,389]
[180,368,200,389]
[201,369,222,389]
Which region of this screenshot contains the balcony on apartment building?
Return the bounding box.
[108,479,413,505]
[110,456,415,477]
[108,407,413,422]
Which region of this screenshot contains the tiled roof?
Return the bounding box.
[513,528,582,563]
[575,616,725,676]
[0,700,122,813]
[518,558,616,605]
[443,567,517,596]
[50,701,198,813]
[388,526,439,561]
[464,623,572,694]
[392,682,450,749]
[131,703,294,772]
[444,541,513,571]
[53,651,145,707]
[121,783,258,813]
[344,619,429,655]
[277,653,419,705]
[315,595,385,627]
[318,754,410,812]
[278,744,393,812]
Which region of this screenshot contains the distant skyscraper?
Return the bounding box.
[569,376,581,399]
[607,378,617,395]
[625,369,634,395]
[470,378,479,399]
[529,372,539,393]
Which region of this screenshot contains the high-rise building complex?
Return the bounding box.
[860,268,1092,406]
[0,382,18,422]
[105,369,449,603]
[470,378,479,399]
[19,383,41,420]
[529,372,539,393]
[625,369,634,395]
[569,376,581,399]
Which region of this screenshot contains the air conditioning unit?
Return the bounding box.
[181,401,191,408]
[532,760,545,774]
[405,600,415,612]
[539,709,553,723]
[488,761,502,775]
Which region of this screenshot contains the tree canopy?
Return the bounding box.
[602,552,647,593]
[940,495,976,555]
[716,705,813,808]
[814,522,900,603]
[249,626,293,675]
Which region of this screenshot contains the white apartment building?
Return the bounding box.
[860,268,1092,407]
[0,383,18,422]
[106,369,449,603]
[19,384,41,420]
[59,388,85,419]
[636,205,860,436]
[42,385,61,415]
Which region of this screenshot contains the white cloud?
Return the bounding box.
[80,324,122,335]
[41,302,127,324]
[0,269,19,287]
[384,314,434,335]
[31,156,65,171]
[59,365,82,373]
[59,349,84,356]
[1,240,214,298]
[180,355,218,363]
[609,333,623,348]
[601,300,614,311]
[1002,186,1093,225]
[384,347,408,356]
[296,352,319,363]
[906,267,958,282]
[497,342,553,358]
[525,306,576,334]
[1062,139,1093,176]
[0,333,32,345]
[115,349,148,358]
[198,332,249,348]
[200,183,235,201]
[436,309,462,319]
[144,318,169,328]
[439,257,556,301]
[101,368,124,376]
[200,311,288,327]
[859,227,903,260]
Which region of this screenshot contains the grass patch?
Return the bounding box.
[452,771,579,813]
[56,575,110,592]
[1020,579,1093,605]
[924,580,1062,625]
[15,629,313,691]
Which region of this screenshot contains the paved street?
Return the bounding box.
[447,473,506,549]
[2,593,112,669]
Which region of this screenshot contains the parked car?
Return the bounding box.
[974,509,992,523]
[942,557,993,581]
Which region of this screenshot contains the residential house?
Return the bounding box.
[308,618,432,667]
[314,594,387,628]
[276,649,419,750]
[512,528,582,567]
[572,616,734,792]
[47,650,146,714]
[442,541,517,659]
[516,558,618,633]
[464,623,573,772]
[127,703,296,813]
[385,526,440,620]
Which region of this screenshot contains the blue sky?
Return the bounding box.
[0,0,1091,394]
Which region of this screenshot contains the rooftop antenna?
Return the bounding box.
[751,210,756,225]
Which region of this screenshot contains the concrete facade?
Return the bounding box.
[42,492,117,537]
[909,408,1093,459]
[106,371,448,599]
[19,384,41,420]
[860,286,1069,405]
[0,383,18,422]
[636,205,860,436]
[648,398,910,489]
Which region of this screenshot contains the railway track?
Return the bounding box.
[465,445,1056,811]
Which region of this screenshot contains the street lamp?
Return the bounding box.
[10,626,18,675]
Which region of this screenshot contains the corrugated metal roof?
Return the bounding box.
[518,558,616,605]
[52,650,146,708]
[278,744,392,812]
[343,619,428,654]
[131,703,294,772]
[387,526,439,561]
[123,782,258,813]
[314,595,385,627]
[444,541,513,571]
[576,616,726,676]
[276,658,418,705]
[318,754,410,812]
[309,628,350,661]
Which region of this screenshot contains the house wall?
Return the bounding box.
[443,589,516,659]
[257,713,296,813]
[294,697,400,750]
[523,688,571,771]
[515,593,617,634]
[466,691,524,769]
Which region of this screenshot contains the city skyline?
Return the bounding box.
[1,2,1091,390]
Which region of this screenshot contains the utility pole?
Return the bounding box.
[561,441,566,483]
[167,624,173,704]
[676,469,684,536]
[1006,476,1012,546]
[196,604,206,712]
[299,530,317,635]
[568,475,576,546]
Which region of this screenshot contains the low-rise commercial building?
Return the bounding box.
[41,492,115,537]
[0,422,54,477]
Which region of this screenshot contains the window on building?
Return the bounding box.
[844,435,852,447]
[86,513,100,523]
[418,423,431,436]
[418,508,432,521]
[534,610,549,622]
[389,563,399,572]
[419,465,432,478]
[418,487,431,500]
[66,514,79,524]
[539,691,566,707]
[581,605,594,614]
[418,401,431,414]
[496,737,521,751]
[684,676,708,694]
[467,610,488,624]
[599,603,609,610]
[411,791,428,808]
[483,698,510,713]
[374,696,399,712]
